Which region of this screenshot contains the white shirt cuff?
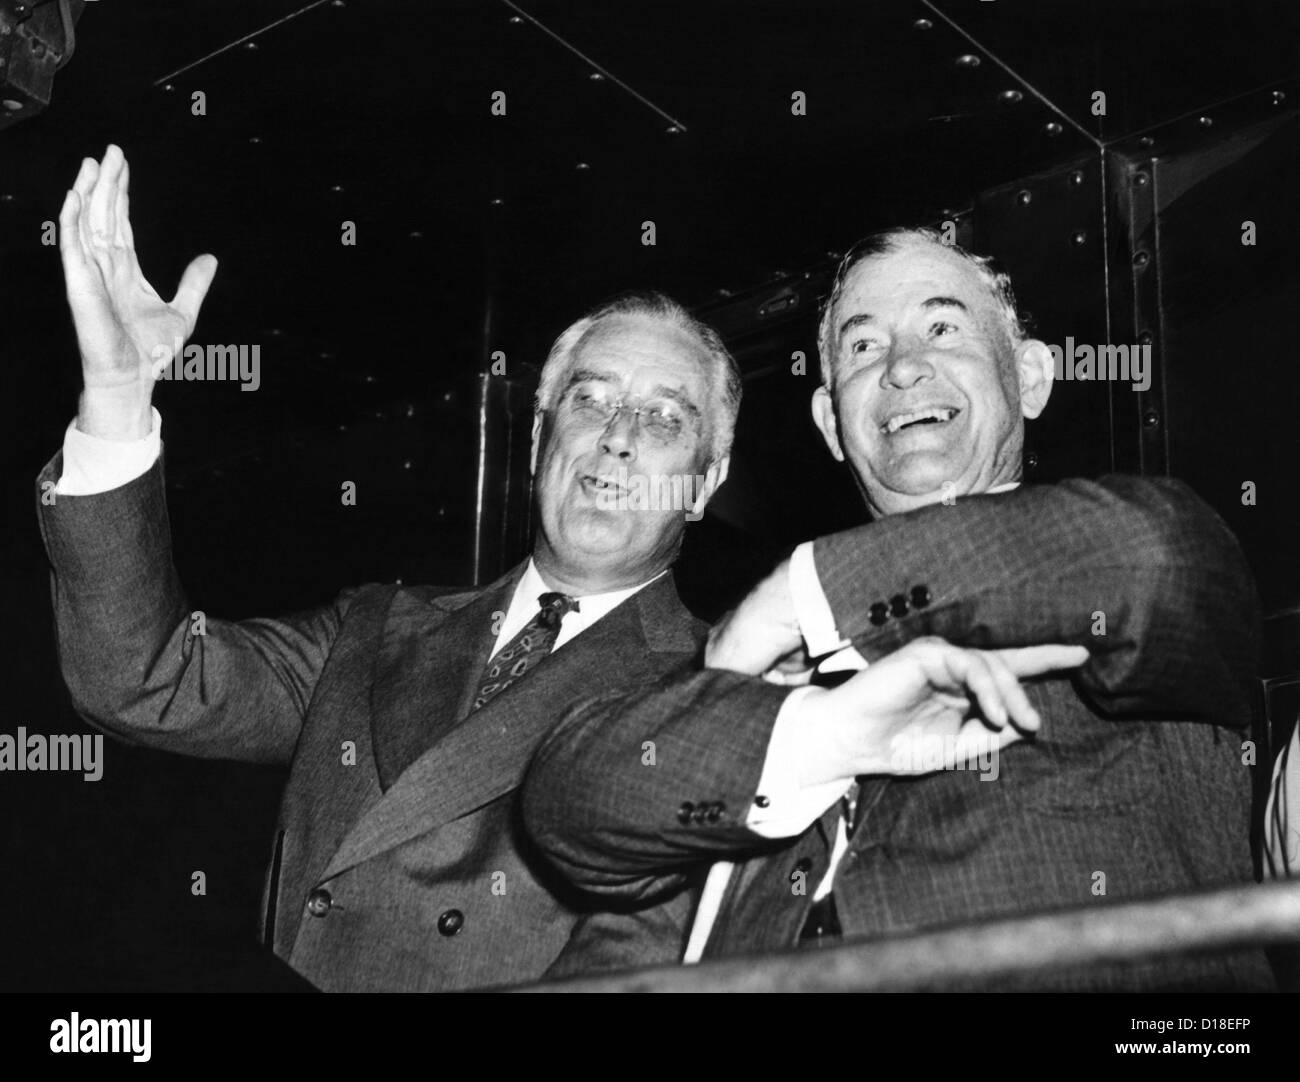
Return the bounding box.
[56,407,163,496]
[746,685,855,838]
[789,540,851,658]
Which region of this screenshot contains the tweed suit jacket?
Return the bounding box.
[524,476,1275,990]
[36,452,706,991]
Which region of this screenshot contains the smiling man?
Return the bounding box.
[524,227,1273,990]
[38,145,749,990]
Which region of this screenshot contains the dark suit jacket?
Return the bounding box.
[524,476,1275,990]
[36,452,705,991]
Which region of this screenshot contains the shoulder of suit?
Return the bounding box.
[337,581,481,617]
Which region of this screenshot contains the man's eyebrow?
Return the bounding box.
[649,385,701,418]
[921,296,970,313]
[564,367,617,388]
[839,297,972,339]
[838,313,877,339]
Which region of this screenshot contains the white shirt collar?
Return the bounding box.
[490,559,667,659]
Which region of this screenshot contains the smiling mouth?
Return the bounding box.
[881,406,961,435]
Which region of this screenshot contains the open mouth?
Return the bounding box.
[580,473,624,496]
[881,406,961,435]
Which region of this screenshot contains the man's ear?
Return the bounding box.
[811,384,846,462]
[1016,339,1055,420]
[688,454,730,518]
[529,411,545,476]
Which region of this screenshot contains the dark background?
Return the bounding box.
[1,0,1297,989]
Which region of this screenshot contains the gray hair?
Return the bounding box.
[816,227,1026,388]
[535,291,742,463]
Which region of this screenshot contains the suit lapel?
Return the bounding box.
[369,565,523,790]
[323,573,698,883]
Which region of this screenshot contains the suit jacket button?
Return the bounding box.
[677,801,695,824]
[889,594,909,618]
[706,802,724,823]
[910,585,932,609]
[692,804,708,824]
[437,909,464,937]
[754,795,770,809]
[306,887,332,917]
[868,602,889,626]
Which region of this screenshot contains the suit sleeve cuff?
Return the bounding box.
[746,685,854,838]
[56,407,163,496]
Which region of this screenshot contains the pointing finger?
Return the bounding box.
[996,644,1089,678]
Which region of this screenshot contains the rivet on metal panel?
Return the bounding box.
[162,84,175,92]
[575,162,590,171]
[1071,231,1086,246]
[1045,122,1063,136]
[1026,451,1039,469]
[665,125,682,135]
[509,15,523,24]
[1016,191,1032,206]
[1133,172,1149,187]
[1137,136,1154,148]
[245,42,258,51]
[1133,251,1150,269]
[913,18,933,31]
[999,89,1023,104]
[330,184,344,193]
[1071,171,1085,186]
[955,55,981,68]
[490,197,503,206]
[1137,331,1153,346]
[1272,90,1286,106]
[1197,116,1213,128]
[589,72,604,82]
[1142,410,1160,429]
[409,230,423,239]
[403,461,412,470]
[249,136,262,144]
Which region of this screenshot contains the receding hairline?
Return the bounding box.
[819,233,1024,387]
[565,312,718,406]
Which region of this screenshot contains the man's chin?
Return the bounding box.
[557,515,635,557]
[861,458,972,511]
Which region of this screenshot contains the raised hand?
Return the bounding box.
[800,637,1089,781]
[59,144,218,438]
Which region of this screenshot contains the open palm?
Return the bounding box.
[59,144,217,391]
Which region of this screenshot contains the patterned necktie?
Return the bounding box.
[470,591,579,712]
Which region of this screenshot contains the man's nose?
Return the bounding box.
[599,408,639,460]
[880,340,936,389]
